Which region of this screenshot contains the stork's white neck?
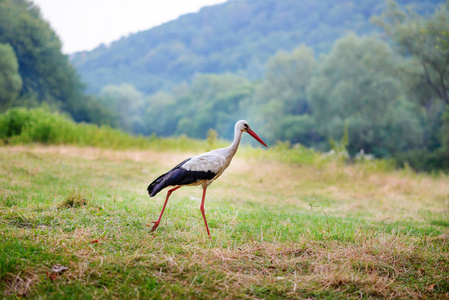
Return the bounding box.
[227,126,243,157]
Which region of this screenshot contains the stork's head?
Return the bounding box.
[236,120,268,147]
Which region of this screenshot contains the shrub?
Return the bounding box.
[0,107,149,149]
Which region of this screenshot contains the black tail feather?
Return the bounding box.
[147,158,192,197]
[147,172,170,197]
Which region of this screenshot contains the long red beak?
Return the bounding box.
[247,129,268,147]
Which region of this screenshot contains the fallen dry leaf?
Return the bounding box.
[51,265,69,273]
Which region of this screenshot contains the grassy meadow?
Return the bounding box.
[0,110,449,299]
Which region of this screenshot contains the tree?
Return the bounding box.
[372,1,449,105]
[174,74,253,139]
[373,1,449,169]
[144,74,252,139]
[262,45,316,115]
[98,84,147,134]
[308,34,423,156]
[0,0,107,124]
[145,91,179,136]
[0,43,22,111]
[253,45,319,145]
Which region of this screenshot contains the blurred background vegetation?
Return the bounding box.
[0,0,448,171]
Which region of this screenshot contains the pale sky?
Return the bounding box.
[31,0,227,54]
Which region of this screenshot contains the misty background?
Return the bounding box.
[0,0,448,171]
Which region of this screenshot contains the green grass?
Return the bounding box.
[0,145,448,299]
[0,108,448,298]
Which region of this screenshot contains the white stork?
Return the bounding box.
[147,120,267,235]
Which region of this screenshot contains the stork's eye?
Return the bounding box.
[243,123,249,129]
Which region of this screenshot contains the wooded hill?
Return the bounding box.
[71,0,442,95]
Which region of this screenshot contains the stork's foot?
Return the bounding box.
[149,221,159,232]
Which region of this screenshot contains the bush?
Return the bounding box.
[396,149,449,172]
[0,107,149,149]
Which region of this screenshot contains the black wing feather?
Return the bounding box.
[147,158,216,197]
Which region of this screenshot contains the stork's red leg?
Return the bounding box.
[200,187,211,236]
[150,186,181,232]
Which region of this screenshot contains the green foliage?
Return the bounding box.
[0,1,72,103]
[145,73,253,140]
[372,0,449,168]
[396,107,449,171]
[265,141,326,166]
[98,84,146,133]
[0,0,115,125]
[308,34,423,157]
[0,107,149,148]
[0,107,231,153]
[373,0,449,105]
[328,121,350,163]
[0,43,22,111]
[252,45,318,146]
